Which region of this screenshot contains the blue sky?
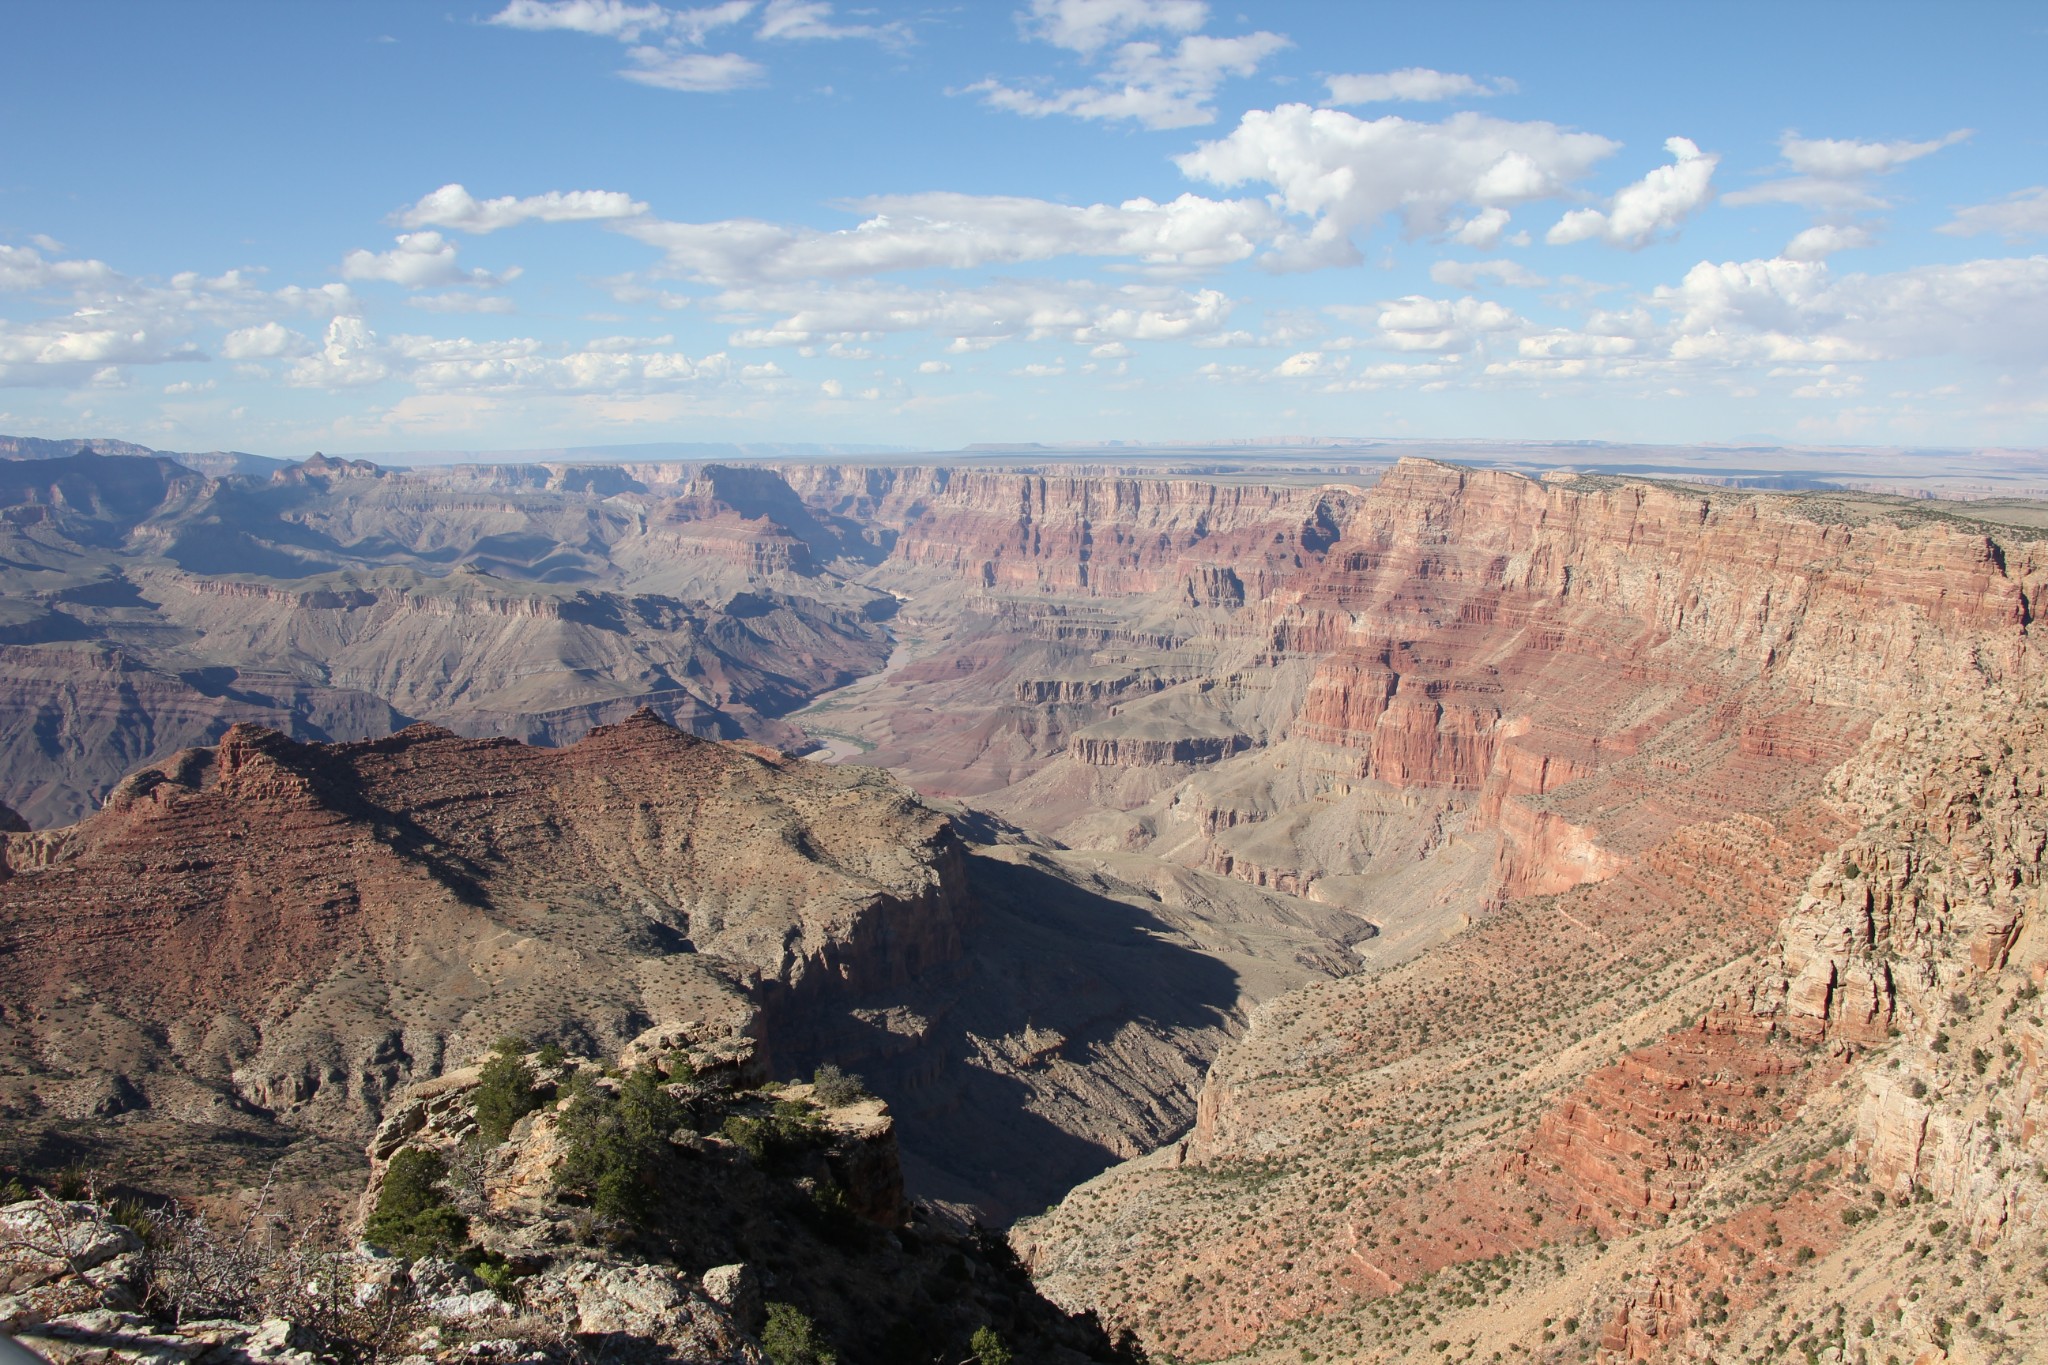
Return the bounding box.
[2,0,2044,455]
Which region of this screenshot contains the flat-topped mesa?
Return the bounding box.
[0,708,968,1138]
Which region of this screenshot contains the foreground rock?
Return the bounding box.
[2,1039,1141,1365]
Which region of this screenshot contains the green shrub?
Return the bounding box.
[553,1066,686,1224]
[536,1041,566,1067]
[366,1147,468,1259]
[722,1099,829,1170]
[970,1325,1013,1365]
[811,1064,867,1107]
[761,1302,836,1365]
[475,1038,543,1145]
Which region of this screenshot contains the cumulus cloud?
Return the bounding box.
[1429,258,1548,289]
[282,314,767,397]
[0,315,205,386]
[397,184,647,233]
[1726,129,1969,215]
[621,47,764,89]
[1655,254,2048,366]
[970,0,1285,129]
[1938,186,2048,242]
[409,292,519,314]
[1782,223,1875,261]
[916,359,952,373]
[756,0,904,43]
[220,322,311,359]
[492,0,895,93]
[1779,130,1971,178]
[1545,136,1717,248]
[969,29,1289,130]
[713,277,1233,347]
[489,0,754,42]
[1447,207,1514,248]
[0,243,115,291]
[1024,0,1209,54]
[1327,294,1524,352]
[340,232,515,289]
[1177,105,1617,267]
[623,191,1282,284]
[1323,68,1512,105]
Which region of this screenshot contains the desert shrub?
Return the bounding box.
[553,1065,685,1224]
[970,1325,1013,1365]
[811,1064,867,1107]
[141,1204,423,1363]
[365,1148,468,1259]
[761,1301,836,1365]
[536,1041,566,1067]
[721,1099,829,1170]
[474,1037,543,1145]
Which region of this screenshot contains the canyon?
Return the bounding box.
[4,439,2047,1362]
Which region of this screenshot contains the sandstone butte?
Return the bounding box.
[4,449,2048,1362]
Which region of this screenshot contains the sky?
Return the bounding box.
[2,0,2045,456]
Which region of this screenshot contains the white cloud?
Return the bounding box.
[397,183,647,233]
[970,28,1289,130]
[408,292,519,314]
[282,315,764,397]
[1429,258,1547,289]
[1327,294,1523,352]
[488,0,754,42]
[1273,349,1335,376]
[621,46,765,89]
[1779,130,1970,178]
[287,317,392,388]
[1726,129,1969,215]
[492,1,768,92]
[1938,186,2048,242]
[756,0,904,43]
[1782,223,1875,261]
[1654,253,2048,366]
[340,232,514,288]
[1545,136,1717,248]
[0,243,115,291]
[162,378,217,395]
[1177,105,1618,267]
[491,0,675,39]
[623,191,1282,284]
[714,278,1234,347]
[1323,68,1512,105]
[1024,0,1209,55]
[917,359,952,373]
[1447,207,1512,248]
[1090,341,1131,357]
[220,322,311,359]
[0,315,204,386]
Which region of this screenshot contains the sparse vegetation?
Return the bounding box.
[473,1035,544,1144]
[364,1147,468,1259]
[553,1063,687,1224]
[762,1301,837,1365]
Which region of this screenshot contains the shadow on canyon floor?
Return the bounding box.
[782,849,1245,1223]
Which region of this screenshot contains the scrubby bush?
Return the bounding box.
[553,1065,686,1224]
[365,1148,468,1259]
[761,1301,836,1364]
[810,1064,867,1107]
[970,1324,1014,1365]
[474,1036,543,1145]
[721,1099,830,1170]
